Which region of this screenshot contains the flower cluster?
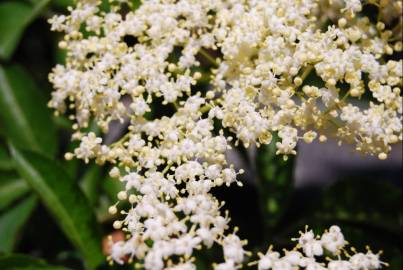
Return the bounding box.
[251,225,387,270]
[49,0,401,269]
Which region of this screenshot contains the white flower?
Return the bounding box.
[321,225,346,254]
[122,172,142,190]
[214,260,237,270]
[343,0,362,13]
[350,253,371,269]
[110,241,128,265]
[130,97,150,116]
[74,132,102,162]
[166,262,196,270]
[144,250,164,270]
[328,260,352,270]
[173,234,201,256]
[297,230,323,257]
[283,251,303,266]
[258,251,281,270]
[222,234,246,264]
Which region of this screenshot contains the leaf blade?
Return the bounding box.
[0,196,37,253]
[0,254,71,270]
[0,144,14,170]
[0,178,30,211]
[256,134,295,230]
[80,165,102,206]
[0,0,50,60]
[0,65,57,156]
[10,146,104,269]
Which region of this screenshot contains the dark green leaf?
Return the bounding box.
[256,134,295,229]
[0,196,37,252]
[51,0,73,9]
[0,178,30,210]
[0,254,45,268]
[0,254,70,270]
[0,2,31,60]
[0,0,50,60]
[315,179,402,236]
[0,144,13,170]
[0,65,57,156]
[10,146,104,269]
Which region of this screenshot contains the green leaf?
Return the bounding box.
[0,144,13,170]
[0,0,50,60]
[0,254,70,270]
[10,146,104,270]
[314,179,402,235]
[80,165,102,206]
[0,196,37,253]
[0,65,57,156]
[0,178,30,211]
[52,114,73,130]
[131,0,141,10]
[0,254,45,268]
[0,2,30,60]
[256,134,295,229]
[102,175,125,202]
[51,0,73,9]
[96,175,125,223]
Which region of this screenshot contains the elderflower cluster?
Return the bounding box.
[48,0,400,269]
[252,225,387,270]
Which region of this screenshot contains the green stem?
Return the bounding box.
[300,65,314,81]
[110,132,130,147]
[200,104,212,114]
[162,162,172,174]
[199,48,219,67]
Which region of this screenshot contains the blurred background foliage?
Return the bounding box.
[0,0,401,269]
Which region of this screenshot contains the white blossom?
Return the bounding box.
[50,0,399,268]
